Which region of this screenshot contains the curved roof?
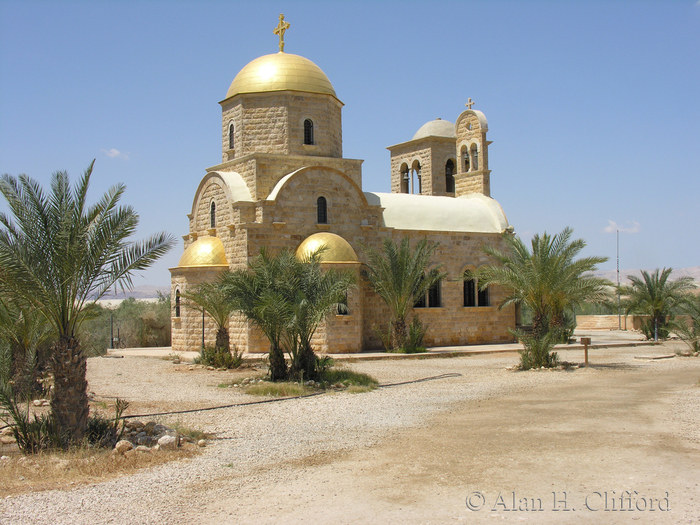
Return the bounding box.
[412,118,456,141]
[177,237,228,268]
[363,192,509,234]
[225,52,337,100]
[295,232,358,263]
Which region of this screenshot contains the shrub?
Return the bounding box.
[515,330,559,370]
[194,346,243,369]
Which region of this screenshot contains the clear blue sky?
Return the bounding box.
[1,0,699,287]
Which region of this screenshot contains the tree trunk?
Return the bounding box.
[268,345,287,382]
[215,327,230,353]
[49,336,89,445]
[391,319,407,350]
[293,344,317,381]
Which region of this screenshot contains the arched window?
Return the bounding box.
[228,123,234,150]
[471,144,479,170]
[463,278,476,307]
[175,290,181,317]
[464,273,490,307]
[317,196,328,224]
[304,119,314,145]
[400,164,409,193]
[461,146,469,172]
[445,159,455,193]
[411,161,422,194]
[478,285,490,307]
[210,201,216,228]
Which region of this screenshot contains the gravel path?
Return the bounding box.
[2,343,699,524]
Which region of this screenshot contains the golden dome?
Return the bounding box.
[224,52,337,100]
[295,233,358,263]
[178,237,228,268]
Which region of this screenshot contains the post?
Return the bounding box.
[202,309,205,349]
[581,337,591,367]
[110,313,114,349]
[617,230,621,330]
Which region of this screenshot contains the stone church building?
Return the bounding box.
[170,18,516,353]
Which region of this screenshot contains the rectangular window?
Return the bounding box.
[428,281,441,307]
[464,279,476,307]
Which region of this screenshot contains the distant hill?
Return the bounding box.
[99,285,170,300]
[593,266,700,285]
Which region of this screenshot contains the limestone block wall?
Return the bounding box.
[454,170,491,197]
[358,229,516,349]
[170,267,229,352]
[388,145,431,195]
[221,92,342,162]
[209,154,363,203]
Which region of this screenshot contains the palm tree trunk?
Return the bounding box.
[49,336,89,444]
[392,319,407,350]
[268,345,287,381]
[215,327,230,353]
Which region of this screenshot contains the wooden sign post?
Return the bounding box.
[581,337,591,367]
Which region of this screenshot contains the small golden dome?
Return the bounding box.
[224,52,337,100]
[178,237,228,268]
[295,233,358,263]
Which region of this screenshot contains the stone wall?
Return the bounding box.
[221,91,342,162]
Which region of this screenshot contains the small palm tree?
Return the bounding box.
[0,162,175,444]
[222,248,354,381]
[474,227,610,339]
[182,279,236,353]
[284,248,355,380]
[670,293,700,354]
[620,268,696,341]
[362,237,445,351]
[221,249,293,381]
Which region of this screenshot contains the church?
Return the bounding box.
[170,16,516,354]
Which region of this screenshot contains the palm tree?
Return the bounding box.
[284,248,355,380]
[221,248,355,381]
[0,162,175,444]
[362,237,445,351]
[474,227,610,339]
[620,268,696,341]
[221,249,293,381]
[670,293,700,354]
[182,279,236,353]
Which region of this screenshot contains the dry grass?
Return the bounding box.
[0,444,199,497]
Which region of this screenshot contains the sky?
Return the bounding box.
[1,0,699,288]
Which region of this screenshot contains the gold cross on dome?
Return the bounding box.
[273,14,290,52]
[465,98,475,109]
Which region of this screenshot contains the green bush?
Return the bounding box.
[194,346,243,369]
[515,330,559,370]
[79,296,171,356]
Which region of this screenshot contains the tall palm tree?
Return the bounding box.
[182,279,236,352]
[0,162,175,443]
[362,237,445,350]
[474,227,609,338]
[620,268,696,340]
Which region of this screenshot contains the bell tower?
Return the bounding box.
[454,99,491,197]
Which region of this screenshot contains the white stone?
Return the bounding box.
[158,435,178,450]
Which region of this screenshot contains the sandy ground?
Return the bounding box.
[187,345,700,525]
[2,339,700,524]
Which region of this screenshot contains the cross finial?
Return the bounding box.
[273,14,290,52]
[465,98,475,109]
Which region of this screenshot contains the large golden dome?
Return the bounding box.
[295,233,358,263]
[224,52,337,100]
[177,237,228,268]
